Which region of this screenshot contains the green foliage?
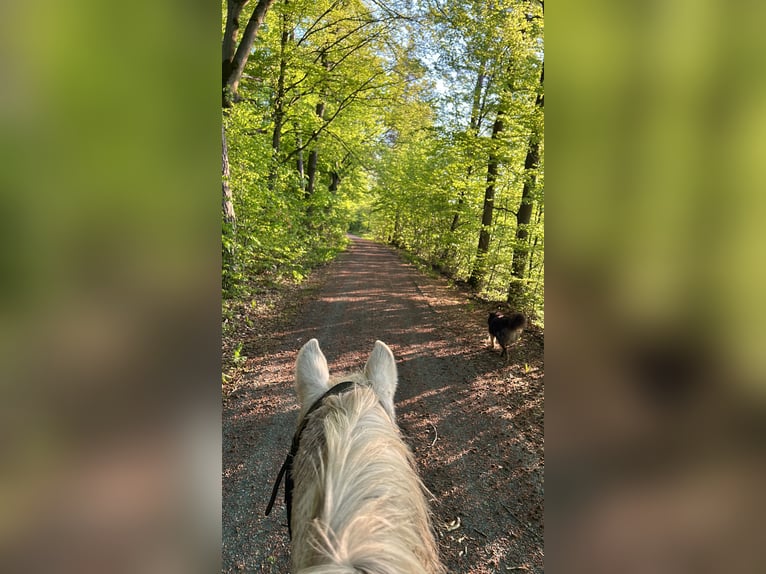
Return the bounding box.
[221,0,544,322]
[231,342,247,366]
[366,0,544,321]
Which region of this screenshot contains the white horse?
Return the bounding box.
[270,338,445,574]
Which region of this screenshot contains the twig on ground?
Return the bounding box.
[429,422,438,447]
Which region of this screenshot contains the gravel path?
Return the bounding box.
[222,237,544,573]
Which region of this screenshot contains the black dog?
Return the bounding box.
[488,311,527,361]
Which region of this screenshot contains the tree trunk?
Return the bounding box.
[223,0,276,106]
[393,210,403,247]
[222,123,236,225]
[222,0,249,97]
[267,11,291,190]
[222,122,237,293]
[507,65,543,303]
[306,148,319,197]
[305,98,327,198]
[527,202,543,277]
[450,63,486,236]
[296,134,305,190]
[469,60,487,133]
[509,138,538,279]
[271,15,290,154]
[468,112,504,289]
[328,170,340,192]
[445,63,487,268]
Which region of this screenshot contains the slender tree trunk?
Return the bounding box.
[527,202,543,277]
[306,150,318,197]
[223,0,276,106]
[222,123,236,225]
[469,60,487,133]
[328,170,340,192]
[305,93,327,197]
[444,64,487,268]
[222,121,237,292]
[450,63,486,236]
[271,16,290,154]
[296,134,305,190]
[267,11,291,190]
[468,112,504,289]
[393,211,403,247]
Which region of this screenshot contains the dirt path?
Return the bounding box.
[223,237,544,573]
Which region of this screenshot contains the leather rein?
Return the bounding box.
[264,381,358,538]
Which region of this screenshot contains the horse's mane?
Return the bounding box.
[290,377,444,574]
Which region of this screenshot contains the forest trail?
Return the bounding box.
[222,236,544,573]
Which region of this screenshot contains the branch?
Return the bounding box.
[330,31,384,69]
[323,129,374,172]
[311,19,379,64]
[366,0,419,22]
[493,205,519,216]
[284,71,388,160]
[295,0,344,47]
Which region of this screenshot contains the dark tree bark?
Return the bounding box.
[306,53,330,198]
[507,65,543,303]
[296,134,305,190]
[509,138,539,276]
[468,112,504,289]
[305,101,326,197]
[328,170,340,192]
[271,14,291,154]
[223,0,277,106]
[222,0,249,93]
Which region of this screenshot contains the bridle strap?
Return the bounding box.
[265,381,358,538]
[264,454,289,517]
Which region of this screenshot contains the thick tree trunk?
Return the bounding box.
[510,139,538,276]
[506,139,539,304]
[507,65,543,303]
[223,0,276,106]
[222,0,249,96]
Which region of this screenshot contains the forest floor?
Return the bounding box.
[222,236,544,573]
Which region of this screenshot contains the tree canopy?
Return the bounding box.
[222,0,544,321]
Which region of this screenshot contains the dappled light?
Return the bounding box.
[223,237,544,573]
[221,0,543,570]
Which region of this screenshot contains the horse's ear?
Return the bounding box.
[364,340,398,418]
[295,338,330,410]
